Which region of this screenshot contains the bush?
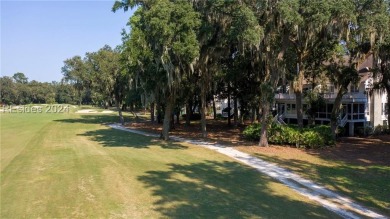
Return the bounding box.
[242,123,262,141]
[301,131,324,148]
[372,124,390,135]
[243,123,334,148]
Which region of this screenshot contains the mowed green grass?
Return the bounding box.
[1,112,340,218]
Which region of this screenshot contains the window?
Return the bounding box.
[327,104,333,113]
[353,104,359,113]
[382,103,388,115]
[359,104,365,114]
[350,84,359,93]
[286,104,296,113]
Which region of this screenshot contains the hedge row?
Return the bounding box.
[243,123,335,148]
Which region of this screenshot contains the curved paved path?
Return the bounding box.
[109,123,387,219]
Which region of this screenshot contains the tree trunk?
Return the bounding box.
[239,109,244,125]
[251,107,255,124]
[259,102,270,147]
[115,98,124,125]
[176,108,180,125]
[129,102,134,112]
[185,102,191,126]
[170,113,175,130]
[150,102,155,123]
[156,103,162,124]
[387,87,390,130]
[295,62,304,128]
[330,87,347,140]
[308,115,313,127]
[227,85,231,126]
[162,95,174,140]
[295,90,304,128]
[144,93,147,115]
[234,96,238,127]
[201,84,208,138]
[212,95,217,120]
[78,89,82,106]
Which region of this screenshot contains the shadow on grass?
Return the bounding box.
[138,160,338,218]
[252,153,390,215]
[55,114,121,124]
[310,137,390,166]
[78,128,187,150]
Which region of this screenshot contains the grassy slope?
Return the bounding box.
[237,146,390,216]
[1,112,340,218]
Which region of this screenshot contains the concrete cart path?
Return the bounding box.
[109,123,387,219]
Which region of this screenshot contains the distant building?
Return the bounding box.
[214,97,240,118]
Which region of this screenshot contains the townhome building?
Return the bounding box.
[274,55,388,136]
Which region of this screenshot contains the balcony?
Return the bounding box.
[274,93,296,100]
[275,92,367,102]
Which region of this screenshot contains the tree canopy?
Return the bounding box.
[2,0,389,144]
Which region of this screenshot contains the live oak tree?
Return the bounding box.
[278,0,354,128]
[255,0,287,147]
[192,1,263,137]
[371,0,390,130]
[374,40,390,130]
[122,10,164,123]
[62,56,88,106]
[85,45,128,125]
[12,72,28,84]
[327,0,389,138]
[109,0,389,144]
[114,0,201,140]
[0,76,17,104]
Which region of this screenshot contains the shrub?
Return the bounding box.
[243,123,334,148]
[301,131,324,149]
[242,123,262,141]
[311,125,335,146]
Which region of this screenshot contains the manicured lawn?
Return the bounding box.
[237,145,390,216]
[0,112,341,218]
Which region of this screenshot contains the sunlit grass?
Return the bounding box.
[237,146,390,215]
[1,113,340,218]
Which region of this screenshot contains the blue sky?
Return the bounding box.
[1,0,135,82]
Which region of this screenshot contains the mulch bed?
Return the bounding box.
[125,119,390,166]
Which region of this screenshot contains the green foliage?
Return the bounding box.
[305,91,326,121]
[12,72,28,84]
[243,123,335,148]
[0,76,70,105]
[229,5,263,45]
[242,123,262,141]
[373,124,390,135]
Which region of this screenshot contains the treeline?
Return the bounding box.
[110,0,389,145]
[63,0,390,144]
[0,72,87,105]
